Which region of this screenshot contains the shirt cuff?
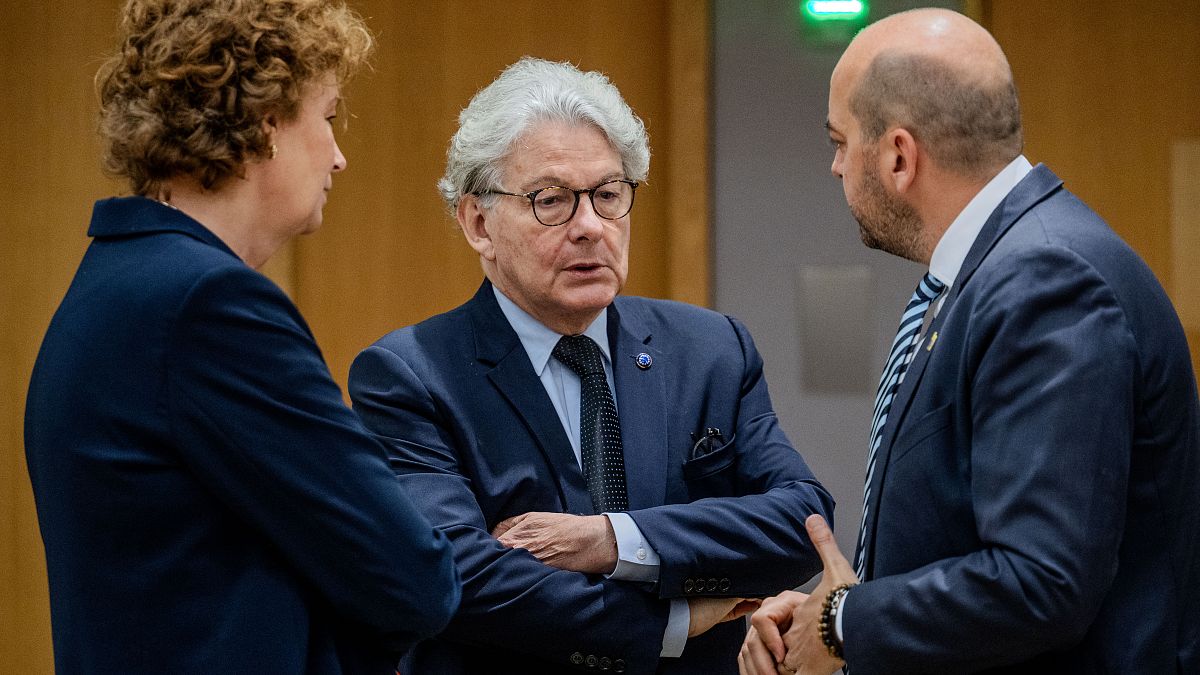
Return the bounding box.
[604,512,661,582]
[835,589,847,643]
[661,598,689,658]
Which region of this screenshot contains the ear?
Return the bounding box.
[261,113,279,147]
[457,195,496,261]
[883,127,919,194]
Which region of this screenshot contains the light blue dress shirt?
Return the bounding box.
[492,286,690,657]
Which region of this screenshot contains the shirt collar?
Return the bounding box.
[492,285,611,376]
[929,155,1033,287]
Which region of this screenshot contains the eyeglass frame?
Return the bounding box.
[473,178,640,227]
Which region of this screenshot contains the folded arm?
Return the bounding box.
[351,344,685,673]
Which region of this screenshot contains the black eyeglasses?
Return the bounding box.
[475,178,639,227]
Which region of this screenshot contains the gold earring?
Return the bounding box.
[269,144,278,160]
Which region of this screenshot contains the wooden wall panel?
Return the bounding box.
[982,0,1200,374]
[1,1,708,670]
[1,3,123,672]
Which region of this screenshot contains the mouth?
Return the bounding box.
[565,262,605,274]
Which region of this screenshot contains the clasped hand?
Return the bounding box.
[739,515,859,675]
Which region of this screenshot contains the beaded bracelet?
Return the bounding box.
[818,583,855,659]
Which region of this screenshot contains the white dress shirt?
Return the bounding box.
[493,286,690,657]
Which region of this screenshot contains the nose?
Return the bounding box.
[830,152,842,179]
[332,139,347,173]
[565,193,606,240]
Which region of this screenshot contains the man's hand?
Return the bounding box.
[775,514,859,675]
[739,590,805,674]
[739,515,858,675]
[492,512,617,574]
[688,597,761,638]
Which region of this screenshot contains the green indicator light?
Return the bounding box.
[804,0,867,21]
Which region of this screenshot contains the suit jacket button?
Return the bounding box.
[599,656,612,670]
[586,654,599,667]
[683,579,694,593]
[614,659,626,673]
[571,652,585,665]
[719,577,731,592]
[706,578,718,592]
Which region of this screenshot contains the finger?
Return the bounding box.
[491,514,522,539]
[722,598,762,622]
[738,639,752,675]
[759,591,803,620]
[740,627,777,675]
[492,511,530,538]
[749,606,788,662]
[805,514,858,581]
[731,598,763,617]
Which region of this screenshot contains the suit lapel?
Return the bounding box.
[468,282,593,515]
[862,165,1064,573]
[608,300,668,511]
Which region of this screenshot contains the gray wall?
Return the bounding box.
[712,0,959,559]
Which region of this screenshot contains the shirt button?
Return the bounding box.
[636,548,647,561]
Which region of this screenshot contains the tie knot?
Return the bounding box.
[553,335,606,378]
[915,272,946,302]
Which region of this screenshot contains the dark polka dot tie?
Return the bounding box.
[552,335,629,513]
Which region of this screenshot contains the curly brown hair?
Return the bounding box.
[97,0,374,195]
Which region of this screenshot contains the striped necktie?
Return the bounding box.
[553,335,629,513]
[854,272,946,578]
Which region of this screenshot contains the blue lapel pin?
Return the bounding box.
[634,352,653,370]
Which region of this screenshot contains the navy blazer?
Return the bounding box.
[25,197,461,674]
[843,166,1200,673]
[349,282,834,674]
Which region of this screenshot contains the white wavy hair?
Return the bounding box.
[437,57,651,214]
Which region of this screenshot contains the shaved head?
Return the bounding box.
[836,9,1022,178]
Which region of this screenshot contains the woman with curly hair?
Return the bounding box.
[24,2,460,672]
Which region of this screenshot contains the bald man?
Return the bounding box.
[740,8,1199,675]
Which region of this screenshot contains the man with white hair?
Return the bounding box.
[349,57,834,674]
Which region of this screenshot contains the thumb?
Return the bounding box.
[805,514,856,579]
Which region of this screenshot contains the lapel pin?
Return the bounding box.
[926,331,938,352]
[634,352,653,370]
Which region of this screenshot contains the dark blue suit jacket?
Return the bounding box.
[844,166,1200,673]
[348,282,834,674]
[25,197,461,674]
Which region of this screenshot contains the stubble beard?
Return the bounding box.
[851,161,926,264]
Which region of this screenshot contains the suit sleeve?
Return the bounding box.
[842,246,1136,673]
[625,316,836,598]
[350,343,673,675]
[165,265,460,651]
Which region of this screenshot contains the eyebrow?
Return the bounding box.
[517,171,625,192]
[824,120,841,135]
